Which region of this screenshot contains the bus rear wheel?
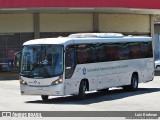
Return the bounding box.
[41,95,49,101]
[78,80,86,99]
[123,74,138,91]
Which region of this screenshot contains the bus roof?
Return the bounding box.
[23,33,152,47]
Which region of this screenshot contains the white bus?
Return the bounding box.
[15,33,154,101]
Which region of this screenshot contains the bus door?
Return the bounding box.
[64,46,77,95]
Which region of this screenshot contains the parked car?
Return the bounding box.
[155,59,160,69]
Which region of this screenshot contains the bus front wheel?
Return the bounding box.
[41,95,49,101]
[78,80,86,99]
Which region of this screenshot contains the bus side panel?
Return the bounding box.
[89,77,97,91]
[147,58,154,81]
[64,78,80,95]
[138,70,148,83]
[64,58,154,95]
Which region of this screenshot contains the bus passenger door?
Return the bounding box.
[64,47,77,95]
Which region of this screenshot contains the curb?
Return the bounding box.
[0,73,19,80]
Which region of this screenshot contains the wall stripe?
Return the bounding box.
[0,0,160,9]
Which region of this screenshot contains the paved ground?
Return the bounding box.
[0,73,160,120]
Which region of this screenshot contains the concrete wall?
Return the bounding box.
[0,14,33,33]
[40,13,93,32]
[0,13,151,35]
[99,14,150,34]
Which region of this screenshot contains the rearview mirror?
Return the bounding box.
[14,52,21,68]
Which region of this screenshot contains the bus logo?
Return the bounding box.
[82,67,87,75]
[34,80,37,84]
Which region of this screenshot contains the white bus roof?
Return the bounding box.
[23,33,152,47]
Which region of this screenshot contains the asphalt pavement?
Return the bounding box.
[0,72,160,120]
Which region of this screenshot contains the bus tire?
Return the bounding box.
[123,74,138,91]
[78,80,86,99]
[41,95,49,101]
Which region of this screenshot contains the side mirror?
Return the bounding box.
[14,52,21,68]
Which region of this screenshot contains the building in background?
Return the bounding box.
[0,0,160,71]
[154,21,160,60]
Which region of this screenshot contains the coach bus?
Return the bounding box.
[15,33,154,101]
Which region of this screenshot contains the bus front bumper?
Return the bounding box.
[20,84,64,96]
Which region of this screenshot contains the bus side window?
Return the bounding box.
[65,47,76,79]
[65,47,76,68]
[130,43,141,59]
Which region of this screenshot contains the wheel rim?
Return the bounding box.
[132,77,138,89]
[82,82,86,93]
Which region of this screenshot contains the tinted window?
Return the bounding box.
[129,43,141,59]
[68,41,153,65]
[76,44,92,64]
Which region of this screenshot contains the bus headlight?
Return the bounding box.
[51,76,63,85]
[20,76,28,85]
[20,80,28,85]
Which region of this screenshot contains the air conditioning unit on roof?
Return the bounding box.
[68,33,124,38]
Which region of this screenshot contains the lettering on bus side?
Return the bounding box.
[87,65,129,73]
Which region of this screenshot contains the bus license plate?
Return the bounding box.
[37,87,43,90]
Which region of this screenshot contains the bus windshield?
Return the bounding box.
[20,44,63,78]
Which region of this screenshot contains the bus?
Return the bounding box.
[15,33,154,101]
